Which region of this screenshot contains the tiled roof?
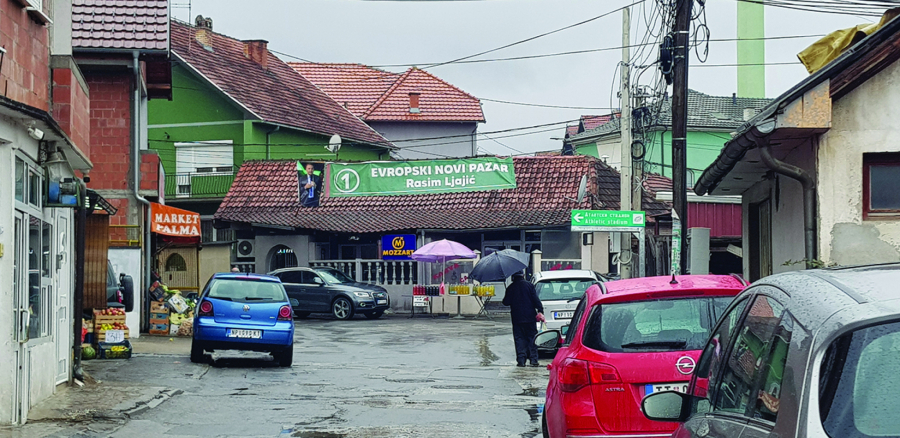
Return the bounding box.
[642,173,674,195]
[565,125,579,137]
[170,21,391,147]
[290,63,485,122]
[72,0,169,51]
[571,90,773,141]
[215,156,669,233]
[581,114,615,131]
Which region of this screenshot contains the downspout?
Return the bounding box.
[133,52,151,330]
[265,125,280,160]
[758,138,817,268]
[72,179,87,381]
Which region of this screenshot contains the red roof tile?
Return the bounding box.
[291,63,485,122]
[72,0,169,51]
[170,21,391,147]
[215,156,668,233]
[581,114,615,131]
[643,173,674,195]
[565,125,579,137]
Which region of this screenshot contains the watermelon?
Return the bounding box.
[82,345,96,360]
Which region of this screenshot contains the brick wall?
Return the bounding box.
[86,72,132,191]
[140,150,160,193]
[0,0,50,110]
[52,68,91,157]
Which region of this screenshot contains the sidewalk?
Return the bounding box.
[130,334,191,356]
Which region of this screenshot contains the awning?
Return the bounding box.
[150,203,200,237]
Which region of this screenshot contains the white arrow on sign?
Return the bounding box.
[573,213,583,222]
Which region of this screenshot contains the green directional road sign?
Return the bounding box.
[571,210,646,232]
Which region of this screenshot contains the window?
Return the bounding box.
[15,157,25,202]
[207,278,287,303]
[174,141,234,198]
[562,297,589,347]
[26,216,51,339]
[165,254,187,272]
[696,297,749,400]
[863,152,900,219]
[582,297,733,353]
[277,271,303,284]
[714,296,785,415]
[750,313,794,423]
[300,270,322,285]
[821,320,900,438]
[535,279,598,302]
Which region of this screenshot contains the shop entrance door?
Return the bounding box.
[482,241,522,256]
[55,214,70,384]
[12,212,29,424]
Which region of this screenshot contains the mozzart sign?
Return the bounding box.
[382,234,417,260]
[326,157,517,197]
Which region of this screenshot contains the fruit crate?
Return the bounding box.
[93,310,126,327]
[95,328,130,343]
[97,340,133,359]
[150,301,169,314]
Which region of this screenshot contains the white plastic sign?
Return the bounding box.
[106,330,124,343]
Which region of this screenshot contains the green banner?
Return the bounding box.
[326,157,517,197]
[570,210,646,231]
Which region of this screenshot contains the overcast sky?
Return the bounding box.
[173,0,871,156]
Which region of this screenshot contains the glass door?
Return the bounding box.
[55,214,69,384]
[12,212,28,424]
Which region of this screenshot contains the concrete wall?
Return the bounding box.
[199,243,232,287]
[109,248,142,337]
[591,232,610,273]
[817,59,900,266]
[370,121,477,160]
[740,142,813,279]
[254,235,311,273]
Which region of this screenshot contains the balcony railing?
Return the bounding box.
[164,171,236,199]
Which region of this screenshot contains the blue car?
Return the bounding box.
[191,273,295,366]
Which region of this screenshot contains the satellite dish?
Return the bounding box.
[576,174,588,203]
[326,134,342,154]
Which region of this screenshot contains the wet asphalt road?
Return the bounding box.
[10,314,549,438]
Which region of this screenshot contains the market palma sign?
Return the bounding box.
[571,210,645,232]
[326,157,516,197]
[150,202,200,237]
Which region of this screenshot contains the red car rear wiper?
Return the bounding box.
[620,340,687,349]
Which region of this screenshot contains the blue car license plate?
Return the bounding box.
[227,329,262,339]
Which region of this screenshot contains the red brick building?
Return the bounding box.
[71,0,172,332]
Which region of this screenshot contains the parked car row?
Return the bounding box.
[536,263,900,438]
[189,266,391,366]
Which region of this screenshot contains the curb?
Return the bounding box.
[122,388,183,417]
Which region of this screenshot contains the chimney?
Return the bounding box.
[194,15,213,50]
[243,39,269,70]
[409,93,421,114]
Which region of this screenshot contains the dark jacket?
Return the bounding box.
[300,174,321,207]
[502,278,543,324]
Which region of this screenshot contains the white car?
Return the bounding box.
[532,270,604,332]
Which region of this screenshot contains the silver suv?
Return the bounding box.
[642,263,900,438]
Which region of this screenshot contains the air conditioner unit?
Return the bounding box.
[236,239,256,260]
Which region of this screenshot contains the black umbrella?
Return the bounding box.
[470,249,530,282]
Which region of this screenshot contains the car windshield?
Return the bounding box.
[206,278,287,303]
[535,278,597,301]
[316,268,354,284]
[582,296,734,353]
[821,320,900,438]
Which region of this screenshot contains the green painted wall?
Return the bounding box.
[738,0,766,98]
[148,64,386,177]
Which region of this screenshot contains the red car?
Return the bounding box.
[536,275,746,438]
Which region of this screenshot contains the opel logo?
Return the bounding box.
[242,305,250,312]
[676,356,696,375]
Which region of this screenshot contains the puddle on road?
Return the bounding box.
[431,384,483,390]
[477,335,499,366]
[291,431,346,438]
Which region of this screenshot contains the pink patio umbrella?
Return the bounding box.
[410,239,477,292]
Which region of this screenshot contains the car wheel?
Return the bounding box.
[294,311,310,319]
[364,310,384,319]
[190,339,205,363]
[332,297,354,320]
[274,344,293,367]
[542,411,549,437]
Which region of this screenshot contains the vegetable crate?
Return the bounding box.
[97,340,133,359]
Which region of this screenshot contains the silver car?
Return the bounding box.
[532,270,604,332]
[642,263,900,438]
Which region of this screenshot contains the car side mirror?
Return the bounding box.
[534,329,561,349]
[642,391,703,423]
[313,277,324,286]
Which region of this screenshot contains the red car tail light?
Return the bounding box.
[559,358,591,392]
[278,305,292,321]
[589,362,621,383]
[198,300,213,316]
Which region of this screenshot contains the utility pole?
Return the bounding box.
[619,6,633,279]
[671,0,691,274]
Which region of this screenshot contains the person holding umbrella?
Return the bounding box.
[503,272,544,367]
